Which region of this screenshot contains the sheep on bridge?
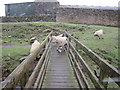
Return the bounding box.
[51,34,67,53]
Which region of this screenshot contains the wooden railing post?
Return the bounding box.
[20,72,29,89]
[75,42,80,62]
[66,32,120,87]
[1,31,53,89]
[66,36,71,52]
[99,68,108,89]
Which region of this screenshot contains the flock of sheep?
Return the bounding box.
[30,29,104,54]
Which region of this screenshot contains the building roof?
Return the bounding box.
[34,0,58,2]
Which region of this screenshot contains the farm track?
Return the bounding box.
[1,45,31,47]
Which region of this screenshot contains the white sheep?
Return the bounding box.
[56,36,67,46]
[57,34,64,37]
[51,34,67,46]
[94,29,104,39]
[51,34,64,42]
[30,40,40,54]
[51,34,67,53]
[30,37,37,44]
[51,36,58,43]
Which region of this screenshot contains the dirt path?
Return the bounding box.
[1,45,31,47]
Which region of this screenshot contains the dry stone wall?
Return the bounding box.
[56,7,118,26]
[1,15,56,22]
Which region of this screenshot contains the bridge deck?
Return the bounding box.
[42,44,79,88]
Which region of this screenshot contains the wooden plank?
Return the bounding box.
[75,42,80,61]
[1,53,36,88]
[99,69,109,89]
[33,59,46,89]
[20,72,29,88]
[1,31,53,89]
[66,49,85,89]
[34,45,51,88]
[42,45,79,88]
[25,42,50,88]
[69,49,92,89]
[69,42,104,89]
[66,32,120,86]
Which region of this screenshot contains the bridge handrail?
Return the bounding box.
[67,42,104,89]
[65,47,92,88]
[33,42,51,88]
[1,31,53,89]
[65,32,120,87]
[25,40,51,88]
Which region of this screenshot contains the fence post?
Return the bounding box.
[99,68,108,89]
[19,72,29,89]
[75,42,80,62]
[67,36,71,52]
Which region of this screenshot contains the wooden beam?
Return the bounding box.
[25,42,50,88]
[69,42,104,89]
[34,45,51,88]
[1,31,53,89]
[65,48,85,89]
[38,47,50,88]
[99,69,108,89]
[66,32,120,86]
[69,49,92,89]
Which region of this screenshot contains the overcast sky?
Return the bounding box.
[0,0,119,16]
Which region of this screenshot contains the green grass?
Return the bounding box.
[2,46,30,72]
[2,46,30,57]
[1,22,118,81]
[69,25,118,68]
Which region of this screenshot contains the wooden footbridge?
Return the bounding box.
[1,31,120,89]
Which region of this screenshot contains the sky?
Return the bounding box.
[0,0,119,16]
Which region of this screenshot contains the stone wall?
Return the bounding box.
[56,7,118,26]
[35,2,60,16]
[2,5,119,26]
[1,15,56,22]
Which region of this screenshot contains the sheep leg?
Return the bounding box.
[57,45,64,53]
[101,36,104,39]
[96,35,100,39]
[98,36,101,39]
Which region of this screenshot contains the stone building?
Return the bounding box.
[35,0,58,2]
[3,0,118,26]
[5,0,60,16]
[34,0,60,16]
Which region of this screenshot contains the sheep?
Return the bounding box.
[51,36,58,43]
[51,34,64,43]
[56,36,67,46]
[51,34,67,46]
[94,29,104,39]
[51,34,67,53]
[30,40,40,54]
[56,36,67,53]
[57,34,64,37]
[30,37,37,44]
[57,46,63,53]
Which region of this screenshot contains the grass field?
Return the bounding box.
[1,22,118,81]
[69,25,118,68]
